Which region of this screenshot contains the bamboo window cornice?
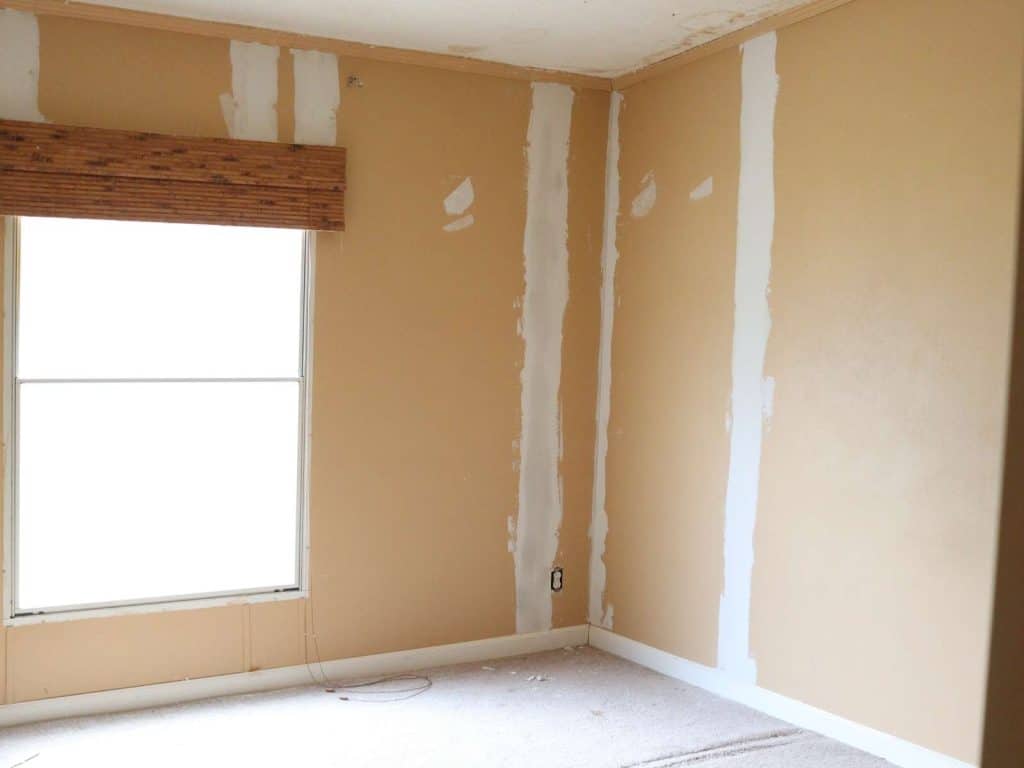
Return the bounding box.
[0,119,346,230]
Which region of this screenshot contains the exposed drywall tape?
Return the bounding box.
[630,170,657,218]
[591,628,973,768]
[691,176,714,201]
[717,31,778,685]
[589,630,970,768]
[220,40,280,141]
[514,81,574,635]
[588,90,623,630]
[0,9,46,122]
[444,177,475,216]
[292,48,340,146]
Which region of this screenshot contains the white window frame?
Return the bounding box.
[1,216,315,626]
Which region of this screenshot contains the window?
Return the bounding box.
[4,217,312,620]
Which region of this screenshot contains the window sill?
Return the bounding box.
[4,588,308,627]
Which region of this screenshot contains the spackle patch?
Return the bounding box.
[690,176,714,201]
[589,91,623,630]
[0,9,46,122]
[222,41,279,141]
[630,171,657,218]
[717,31,778,686]
[292,48,340,146]
[444,177,475,216]
[514,82,573,636]
[443,177,476,232]
[443,214,475,233]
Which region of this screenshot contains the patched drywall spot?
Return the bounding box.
[514,82,573,635]
[589,90,623,631]
[221,41,279,141]
[0,9,46,122]
[443,214,475,233]
[292,48,340,146]
[442,177,476,232]
[630,171,657,218]
[444,177,475,216]
[691,176,714,201]
[717,31,778,685]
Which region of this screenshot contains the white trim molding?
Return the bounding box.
[0,625,589,728]
[0,621,973,768]
[589,627,973,768]
[2,219,316,626]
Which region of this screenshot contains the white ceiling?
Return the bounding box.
[88,0,818,77]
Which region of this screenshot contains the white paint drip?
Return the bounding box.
[220,41,279,141]
[292,49,340,146]
[444,177,475,216]
[514,82,573,635]
[630,171,657,218]
[0,9,46,122]
[717,31,778,685]
[690,176,714,201]
[588,91,623,631]
[443,214,475,233]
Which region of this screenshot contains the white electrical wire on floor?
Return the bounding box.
[302,588,432,703]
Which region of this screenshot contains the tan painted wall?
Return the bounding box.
[0,15,605,703]
[602,0,1023,763]
[603,48,740,667]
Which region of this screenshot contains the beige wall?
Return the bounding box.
[1,3,1021,765]
[0,15,605,703]
[601,0,1023,763]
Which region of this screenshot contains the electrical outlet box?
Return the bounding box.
[550,567,564,592]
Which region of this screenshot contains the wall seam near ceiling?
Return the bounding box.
[0,0,612,91]
[0,0,858,94]
[611,0,856,89]
[0,8,45,122]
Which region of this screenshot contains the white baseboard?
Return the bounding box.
[589,627,972,768]
[1,621,973,768]
[0,624,589,729]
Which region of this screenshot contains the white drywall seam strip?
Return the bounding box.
[514,82,574,635]
[221,41,280,141]
[590,628,973,768]
[292,49,340,146]
[588,90,622,630]
[716,31,778,684]
[0,9,46,122]
[0,625,589,729]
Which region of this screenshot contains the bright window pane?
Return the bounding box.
[17,218,304,379]
[16,381,300,611]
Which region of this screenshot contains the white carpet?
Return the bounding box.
[0,647,891,767]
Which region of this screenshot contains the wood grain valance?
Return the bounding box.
[0,119,346,230]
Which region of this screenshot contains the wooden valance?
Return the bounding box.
[0,119,346,230]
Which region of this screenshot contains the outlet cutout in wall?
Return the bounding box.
[551,567,564,592]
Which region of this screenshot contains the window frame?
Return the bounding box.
[1,216,315,625]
